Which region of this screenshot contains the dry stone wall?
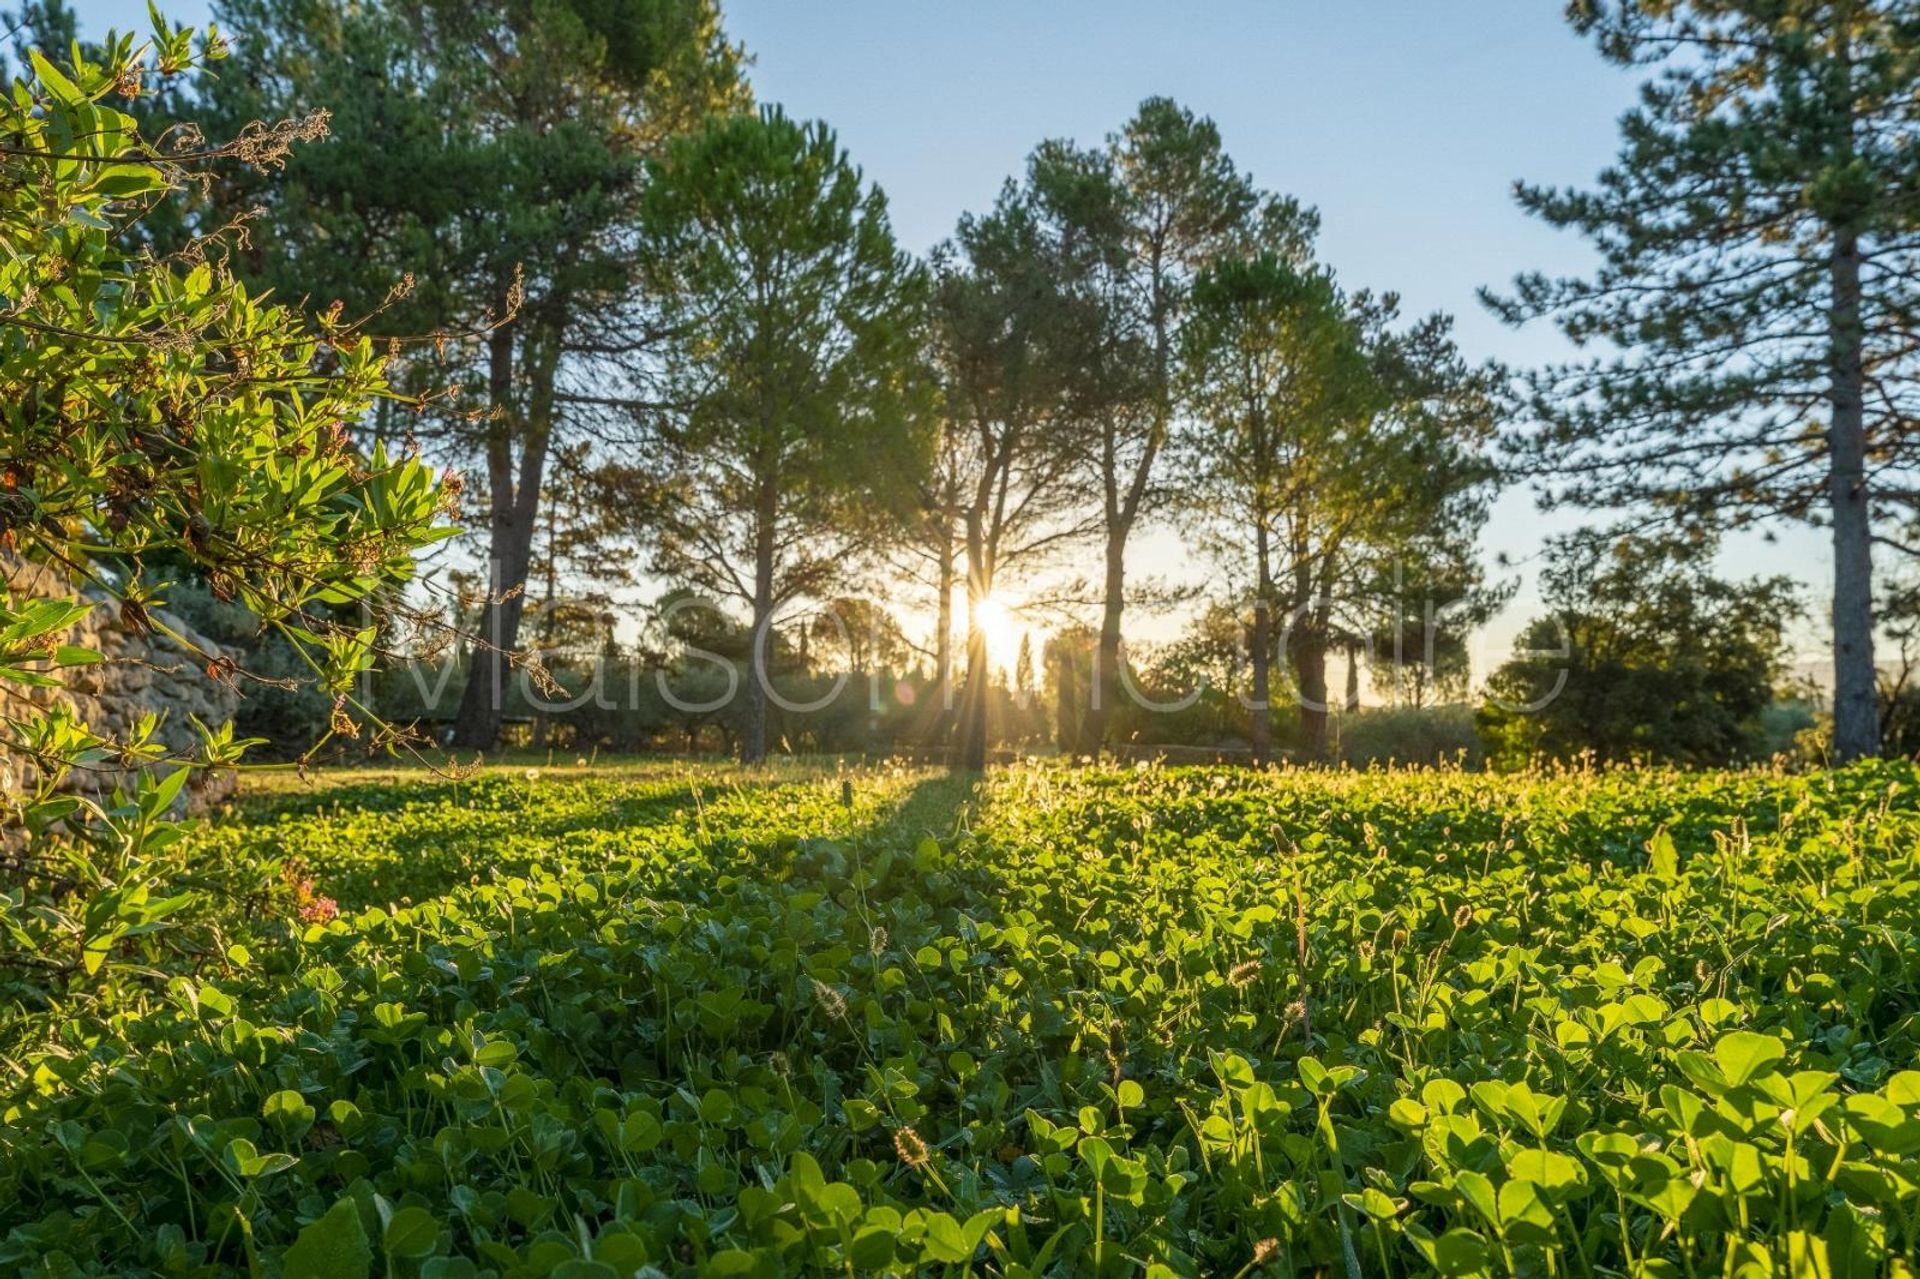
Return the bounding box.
[1,558,241,809]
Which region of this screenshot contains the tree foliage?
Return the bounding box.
[1026,100,1272,756]
[931,176,1093,770]
[1181,238,1501,760]
[198,0,745,750]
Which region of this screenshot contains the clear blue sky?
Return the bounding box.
[79,0,1832,671]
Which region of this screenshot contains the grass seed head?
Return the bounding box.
[894,1125,931,1169]
[810,978,848,1020]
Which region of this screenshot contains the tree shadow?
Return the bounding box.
[225,761,989,912]
[860,770,985,850]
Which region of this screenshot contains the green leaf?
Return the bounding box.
[849,1226,894,1268]
[28,51,84,106]
[1341,1187,1401,1221]
[1713,1030,1786,1087]
[263,1089,316,1141]
[383,1206,439,1259]
[1647,828,1678,878]
[472,1038,518,1069]
[550,1263,618,1279]
[421,1260,480,1279]
[920,1211,972,1264]
[283,1199,372,1279]
[92,165,169,201]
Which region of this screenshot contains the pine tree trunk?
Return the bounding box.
[1828,225,1879,761]
[1248,597,1273,767]
[934,528,955,752]
[1295,626,1329,760]
[958,614,990,772]
[742,477,777,764]
[451,323,552,751]
[1079,536,1126,758]
[1247,517,1275,767]
[956,513,991,772]
[529,503,559,752]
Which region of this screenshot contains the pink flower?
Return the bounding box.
[298,895,339,925]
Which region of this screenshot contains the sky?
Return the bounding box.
[77,0,1836,679]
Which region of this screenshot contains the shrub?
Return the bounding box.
[0,21,447,988]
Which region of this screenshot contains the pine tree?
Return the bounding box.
[622,108,929,763]
[195,0,745,750]
[1490,0,1920,761]
[933,180,1094,772]
[1183,246,1500,760]
[1026,100,1276,758]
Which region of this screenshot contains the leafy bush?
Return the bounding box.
[1479,533,1800,769]
[1335,704,1481,768]
[0,22,447,987]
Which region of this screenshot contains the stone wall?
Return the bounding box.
[1,558,241,809]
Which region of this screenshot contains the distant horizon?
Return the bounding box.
[78,0,1843,689]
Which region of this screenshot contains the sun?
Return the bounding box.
[975,594,1020,659]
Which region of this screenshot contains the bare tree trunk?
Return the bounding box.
[1829,224,1879,762]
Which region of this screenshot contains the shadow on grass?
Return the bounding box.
[228,763,991,912]
[861,771,986,850]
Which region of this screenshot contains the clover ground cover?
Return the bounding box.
[4,760,1920,1277]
